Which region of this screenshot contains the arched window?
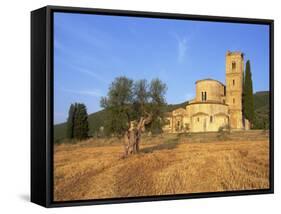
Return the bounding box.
[201,91,207,101]
[233,98,235,104]
[210,116,213,123]
[233,79,235,86]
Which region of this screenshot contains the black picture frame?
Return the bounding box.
[31,5,274,208]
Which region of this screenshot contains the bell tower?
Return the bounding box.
[225,51,244,130]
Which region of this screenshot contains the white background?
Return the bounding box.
[0,0,279,213]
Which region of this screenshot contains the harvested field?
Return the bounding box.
[54,131,270,201]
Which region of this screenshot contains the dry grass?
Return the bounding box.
[54,132,270,201]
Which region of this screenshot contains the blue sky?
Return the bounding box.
[54,12,270,124]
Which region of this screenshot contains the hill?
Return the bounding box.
[54,109,108,143]
[253,91,269,129]
[54,91,269,142]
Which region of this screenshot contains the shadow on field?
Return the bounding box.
[140,138,179,153]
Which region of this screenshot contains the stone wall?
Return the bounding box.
[187,102,229,132]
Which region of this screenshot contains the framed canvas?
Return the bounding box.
[31,5,274,207]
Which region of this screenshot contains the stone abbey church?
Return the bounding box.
[163,51,250,133]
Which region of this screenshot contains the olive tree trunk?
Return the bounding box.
[123,115,151,157]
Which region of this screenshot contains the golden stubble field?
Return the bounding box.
[53,131,270,201]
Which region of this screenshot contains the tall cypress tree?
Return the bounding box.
[73,103,89,140]
[243,60,254,123]
[66,104,75,139]
[72,103,79,138]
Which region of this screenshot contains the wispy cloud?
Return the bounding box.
[55,19,110,51]
[176,36,188,63]
[170,33,189,63]
[74,66,109,84]
[61,88,104,98]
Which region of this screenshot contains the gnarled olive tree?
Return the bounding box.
[101,76,167,157]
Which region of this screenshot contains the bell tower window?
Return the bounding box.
[233,79,235,86]
[232,62,236,71]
